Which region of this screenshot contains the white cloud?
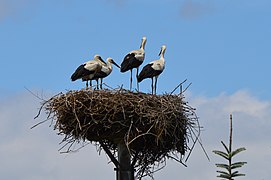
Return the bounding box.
[106,0,125,7]
[0,0,13,21]
[179,0,215,19]
[0,92,114,179]
[189,90,271,142]
[186,90,271,180]
[0,0,38,22]
[1,90,271,179]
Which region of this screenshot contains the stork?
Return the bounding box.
[137,45,166,95]
[71,55,105,89]
[120,36,147,91]
[94,57,120,89]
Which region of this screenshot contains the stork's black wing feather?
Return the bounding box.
[93,71,108,79]
[120,53,143,72]
[120,53,135,72]
[71,64,94,81]
[137,63,163,82]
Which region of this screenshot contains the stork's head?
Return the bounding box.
[94,54,101,59]
[94,54,106,64]
[140,36,147,49]
[158,45,167,56]
[107,57,120,68]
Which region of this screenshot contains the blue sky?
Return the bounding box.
[1,0,270,97]
[1,0,271,179]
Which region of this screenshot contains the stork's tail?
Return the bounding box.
[137,73,144,83]
[71,74,77,81]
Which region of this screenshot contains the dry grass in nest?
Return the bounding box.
[34,87,200,178]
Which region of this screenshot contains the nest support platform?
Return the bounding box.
[38,88,200,179]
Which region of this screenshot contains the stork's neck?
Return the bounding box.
[106,61,112,68]
[160,51,165,59]
[140,39,146,50]
[160,56,165,63]
[107,61,113,70]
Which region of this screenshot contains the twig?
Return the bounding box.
[30,119,50,129]
[35,86,201,178]
[33,92,62,119]
[167,155,187,167]
[182,82,192,94]
[24,87,44,101]
[170,79,187,94]
[99,141,120,168]
[103,83,115,90]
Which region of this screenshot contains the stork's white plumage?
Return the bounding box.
[71,54,105,89]
[94,57,120,89]
[138,45,166,95]
[120,36,147,91]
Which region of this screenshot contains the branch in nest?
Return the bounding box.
[33,87,201,178]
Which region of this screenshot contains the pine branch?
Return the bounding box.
[213,114,247,179]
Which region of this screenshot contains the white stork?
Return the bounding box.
[120,36,147,91]
[71,54,105,89]
[137,45,166,95]
[94,57,120,89]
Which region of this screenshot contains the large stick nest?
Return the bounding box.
[37,88,200,178]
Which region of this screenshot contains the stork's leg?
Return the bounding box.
[130,69,133,91]
[100,78,103,89]
[90,81,92,90]
[96,79,99,90]
[154,76,158,95]
[86,81,89,89]
[151,77,154,95]
[136,67,139,91]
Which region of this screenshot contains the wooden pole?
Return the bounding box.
[117,142,134,180]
